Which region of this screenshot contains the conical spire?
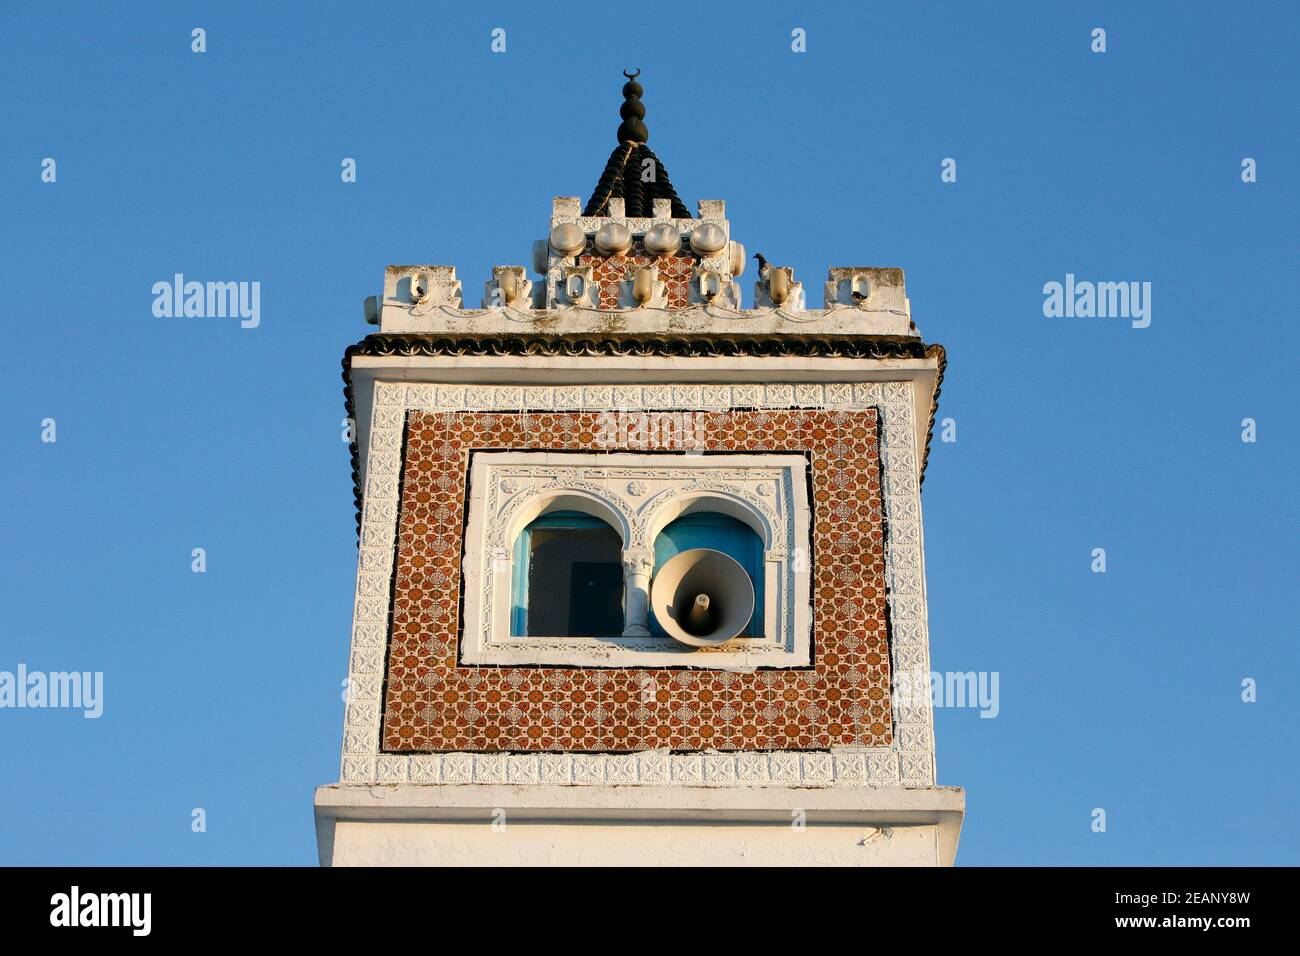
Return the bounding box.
[583,70,691,219]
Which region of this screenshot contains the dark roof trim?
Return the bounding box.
[341,334,946,535]
[584,142,691,219]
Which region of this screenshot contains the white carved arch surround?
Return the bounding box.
[460,451,810,668]
[641,487,776,552]
[498,486,632,555]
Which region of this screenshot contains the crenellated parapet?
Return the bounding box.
[369,197,914,338]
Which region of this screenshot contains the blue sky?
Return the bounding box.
[1,1,1295,865]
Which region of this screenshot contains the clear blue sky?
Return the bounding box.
[1,1,1295,866]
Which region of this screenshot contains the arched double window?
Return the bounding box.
[461,451,811,667]
[509,507,765,641]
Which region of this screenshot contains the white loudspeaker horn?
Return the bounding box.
[650,549,755,647]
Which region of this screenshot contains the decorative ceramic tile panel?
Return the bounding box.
[339,382,936,789]
[578,238,694,309]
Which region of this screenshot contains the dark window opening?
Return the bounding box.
[511,511,624,637]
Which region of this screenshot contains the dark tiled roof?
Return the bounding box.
[340,334,947,535]
[584,142,691,219]
[583,72,691,219]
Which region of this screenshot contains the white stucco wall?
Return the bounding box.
[327,819,945,867]
[316,784,964,867]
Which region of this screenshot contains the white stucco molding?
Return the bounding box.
[337,380,936,791]
[346,354,940,499]
[378,303,915,338]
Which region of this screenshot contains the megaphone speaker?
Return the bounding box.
[650,548,755,647]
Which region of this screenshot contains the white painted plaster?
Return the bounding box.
[314,784,964,867]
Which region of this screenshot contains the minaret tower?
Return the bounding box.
[316,73,962,866]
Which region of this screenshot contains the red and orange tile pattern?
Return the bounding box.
[578,238,694,309]
[382,408,892,752]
